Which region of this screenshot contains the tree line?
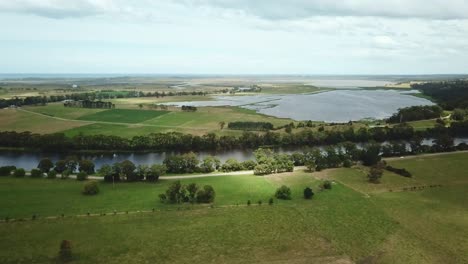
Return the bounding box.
[387,105,443,123]
[413,80,468,110]
[227,121,274,131]
[1,120,468,152]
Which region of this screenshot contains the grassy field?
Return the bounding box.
[14,103,294,137]
[0,109,87,134]
[78,109,169,124]
[1,152,467,263]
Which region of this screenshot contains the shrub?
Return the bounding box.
[158,193,167,203]
[47,170,57,179]
[343,159,353,168]
[30,168,43,178]
[13,168,25,177]
[274,185,292,200]
[78,159,95,175]
[322,180,332,190]
[58,240,72,262]
[305,160,316,172]
[37,158,54,173]
[385,166,412,177]
[76,172,88,181]
[0,166,16,176]
[241,160,257,170]
[247,200,251,206]
[268,198,274,205]
[82,181,99,195]
[196,185,216,203]
[368,167,383,184]
[61,169,71,179]
[303,187,314,199]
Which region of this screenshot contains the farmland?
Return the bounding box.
[0,152,467,263]
[0,102,295,137]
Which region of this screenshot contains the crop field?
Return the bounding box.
[78,109,169,124]
[0,109,87,134]
[0,152,467,263]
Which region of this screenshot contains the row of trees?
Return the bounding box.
[387,105,443,123]
[227,121,274,131]
[64,100,114,109]
[181,105,197,112]
[159,181,215,204]
[413,80,468,109]
[2,121,467,152]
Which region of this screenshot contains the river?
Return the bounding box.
[1,138,467,170]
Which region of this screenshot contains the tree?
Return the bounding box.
[37,158,54,173]
[30,168,43,178]
[368,166,383,184]
[219,121,225,130]
[47,170,57,179]
[119,160,137,181]
[54,160,67,173]
[196,185,216,203]
[78,159,95,175]
[200,156,218,173]
[14,168,25,177]
[82,181,99,195]
[147,164,166,182]
[98,164,114,182]
[186,183,199,203]
[275,185,291,200]
[303,187,314,199]
[65,156,78,172]
[58,240,72,262]
[361,143,381,166]
[0,166,15,176]
[165,180,186,203]
[432,134,454,152]
[305,160,316,172]
[76,172,88,181]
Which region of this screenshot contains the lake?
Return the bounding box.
[164,90,433,122]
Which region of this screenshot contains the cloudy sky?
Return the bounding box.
[1,0,467,74]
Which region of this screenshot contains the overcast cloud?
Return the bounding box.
[0,0,467,74]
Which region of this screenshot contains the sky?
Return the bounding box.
[0,0,467,75]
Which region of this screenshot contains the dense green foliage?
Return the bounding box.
[82,181,99,195]
[413,80,468,109]
[2,119,468,152]
[274,185,292,200]
[13,168,25,177]
[76,172,88,181]
[227,121,274,131]
[387,105,443,123]
[159,181,215,204]
[0,166,15,176]
[30,169,43,178]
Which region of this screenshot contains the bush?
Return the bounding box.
[30,168,43,178]
[196,185,216,203]
[385,166,412,177]
[322,180,332,190]
[0,166,15,176]
[38,158,54,173]
[13,168,26,177]
[368,167,383,184]
[268,198,274,205]
[343,159,353,168]
[61,169,71,179]
[303,187,314,199]
[47,170,57,179]
[78,159,95,175]
[274,185,291,200]
[76,172,88,181]
[241,160,257,170]
[58,240,72,262]
[82,181,99,195]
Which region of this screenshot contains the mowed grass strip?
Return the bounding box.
[78,109,169,123]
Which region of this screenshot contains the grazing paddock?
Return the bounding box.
[78,109,169,123]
